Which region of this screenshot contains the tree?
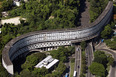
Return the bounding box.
[45,74,55,77]
[53,62,66,77]
[2,34,13,45]
[110,22,115,28]
[2,0,13,11]
[81,51,87,74]
[89,62,105,77]
[89,0,108,22]
[20,69,31,77]
[21,52,46,70]
[32,67,48,76]
[0,63,9,77]
[80,41,87,51]
[94,51,107,67]
[101,24,113,39]
[107,55,114,66]
[105,39,116,50]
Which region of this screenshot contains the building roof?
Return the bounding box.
[35,55,59,69]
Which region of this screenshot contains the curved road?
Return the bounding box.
[97,49,116,77]
[95,43,116,77]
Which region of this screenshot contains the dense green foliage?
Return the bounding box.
[49,46,75,62]
[12,46,74,76]
[1,0,13,11]
[94,51,108,67]
[0,36,9,76]
[0,0,81,50]
[101,24,113,39]
[89,0,108,22]
[80,41,87,51]
[0,23,27,46]
[0,63,10,77]
[89,51,114,77]
[0,0,79,74]
[101,21,116,49]
[105,37,116,50]
[0,0,80,69]
[80,51,86,77]
[44,62,66,77]
[14,52,67,77]
[89,62,105,77]
[7,0,80,30]
[21,52,46,70]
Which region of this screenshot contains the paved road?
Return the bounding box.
[99,49,116,77]
[95,43,116,77]
[85,43,93,77]
[74,46,81,77]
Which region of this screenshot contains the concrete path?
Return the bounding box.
[80,0,90,27]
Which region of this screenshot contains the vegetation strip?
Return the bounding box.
[70,58,75,77]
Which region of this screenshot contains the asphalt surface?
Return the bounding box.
[95,42,116,77]
[97,49,116,77]
[74,46,81,77]
[85,43,93,77]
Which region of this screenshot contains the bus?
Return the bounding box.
[73,71,77,77]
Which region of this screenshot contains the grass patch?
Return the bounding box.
[70,58,75,77]
[80,51,86,77]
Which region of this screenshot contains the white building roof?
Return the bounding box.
[35,55,59,69]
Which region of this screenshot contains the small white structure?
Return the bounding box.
[35,55,59,69]
[2,12,9,17]
[1,17,26,25]
[13,0,21,6]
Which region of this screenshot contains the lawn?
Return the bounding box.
[70,58,75,77]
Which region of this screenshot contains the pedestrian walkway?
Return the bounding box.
[80,0,90,27]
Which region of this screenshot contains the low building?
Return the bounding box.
[35,55,59,69]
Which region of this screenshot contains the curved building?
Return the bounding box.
[2,1,113,74]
